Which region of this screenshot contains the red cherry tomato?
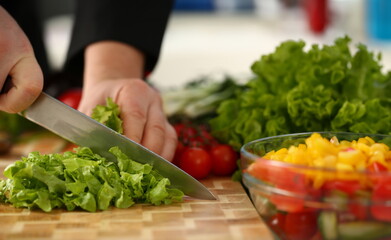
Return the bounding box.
[247,159,322,212]
[209,144,238,176]
[267,213,286,237]
[178,125,197,143]
[349,201,369,221]
[172,141,185,166]
[322,180,362,196]
[173,123,185,136]
[188,137,208,150]
[309,231,323,240]
[247,159,307,191]
[270,195,305,213]
[367,162,388,173]
[58,88,82,109]
[179,147,212,180]
[284,212,318,240]
[199,126,218,146]
[371,177,391,222]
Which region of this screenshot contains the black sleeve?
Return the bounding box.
[64,0,174,80]
[0,0,50,77]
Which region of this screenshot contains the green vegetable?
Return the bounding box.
[0,112,41,136]
[338,221,391,240]
[0,146,184,212]
[91,97,123,134]
[318,211,338,240]
[162,75,244,121]
[209,36,391,150]
[0,97,184,212]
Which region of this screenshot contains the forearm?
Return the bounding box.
[83,41,145,89]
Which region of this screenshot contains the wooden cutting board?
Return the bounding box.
[0,132,274,240]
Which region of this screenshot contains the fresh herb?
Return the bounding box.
[209,36,391,150]
[0,146,184,212]
[162,75,244,122]
[91,97,123,134]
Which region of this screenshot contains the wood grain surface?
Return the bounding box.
[0,133,274,240]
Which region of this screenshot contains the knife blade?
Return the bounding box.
[21,92,216,200]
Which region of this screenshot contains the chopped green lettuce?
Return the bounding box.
[210,36,391,150]
[91,97,123,134]
[0,146,183,212]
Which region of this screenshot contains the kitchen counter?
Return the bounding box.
[0,134,273,240]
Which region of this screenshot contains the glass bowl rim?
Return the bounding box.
[240,131,391,176]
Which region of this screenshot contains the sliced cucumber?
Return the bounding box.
[338,221,391,240]
[318,211,338,240]
[324,190,349,211]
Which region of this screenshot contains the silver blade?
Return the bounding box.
[21,92,216,200]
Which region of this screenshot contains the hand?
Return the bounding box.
[78,79,178,161]
[0,7,43,113]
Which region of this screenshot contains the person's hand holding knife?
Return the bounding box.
[0,6,43,113]
[0,6,177,162]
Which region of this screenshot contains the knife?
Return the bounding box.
[20,92,216,200]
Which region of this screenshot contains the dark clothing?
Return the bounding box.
[1,0,174,95]
[1,1,50,76]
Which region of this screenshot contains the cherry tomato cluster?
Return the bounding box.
[172,123,238,180]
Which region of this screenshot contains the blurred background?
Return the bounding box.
[40,0,391,89]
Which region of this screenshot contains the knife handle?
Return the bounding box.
[0,76,13,94]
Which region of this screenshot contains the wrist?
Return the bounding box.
[83,41,145,88]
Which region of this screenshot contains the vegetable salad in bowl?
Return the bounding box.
[241,132,391,240]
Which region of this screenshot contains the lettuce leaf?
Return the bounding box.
[91,97,123,134]
[210,36,391,150]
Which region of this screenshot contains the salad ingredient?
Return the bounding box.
[210,36,391,151]
[179,147,212,180]
[91,97,123,134]
[337,221,391,240]
[318,211,391,240]
[318,211,338,240]
[367,161,388,173]
[172,122,238,179]
[0,97,184,212]
[0,146,184,212]
[58,88,83,109]
[267,212,286,238]
[162,76,244,120]
[284,211,318,240]
[209,144,237,176]
[0,112,41,138]
[371,177,391,221]
[245,133,391,240]
[259,133,391,175]
[322,180,362,197]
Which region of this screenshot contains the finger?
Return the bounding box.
[119,85,149,144]
[139,95,167,156]
[159,122,178,161]
[0,56,43,113]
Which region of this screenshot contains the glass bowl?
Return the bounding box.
[241,132,391,240]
